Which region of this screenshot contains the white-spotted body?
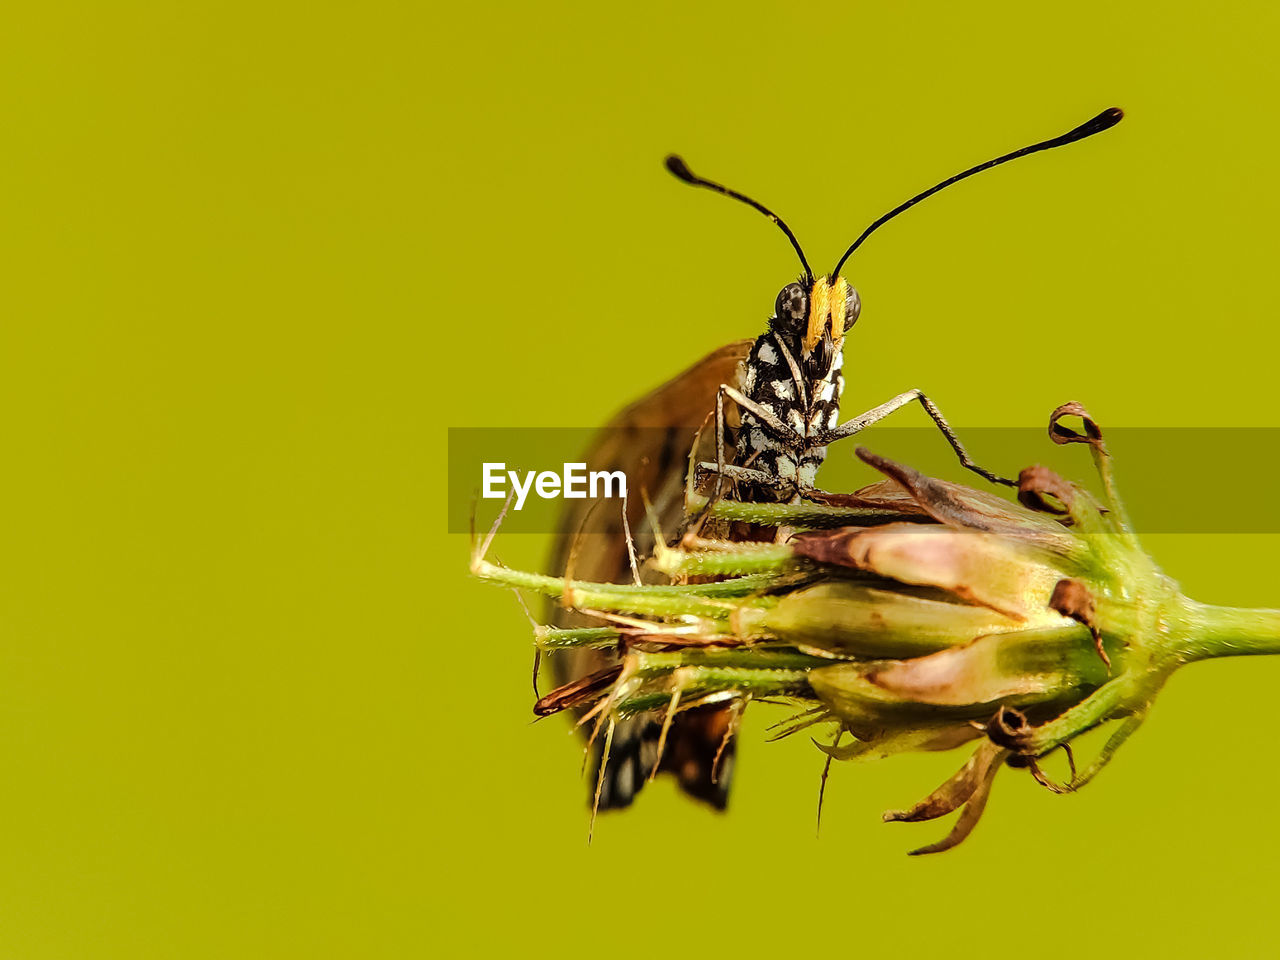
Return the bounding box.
[736,274,859,498]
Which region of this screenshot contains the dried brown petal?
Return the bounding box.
[1049,577,1110,669]
[882,740,1010,856]
[1017,464,1076,515]
[905,762,1001,856]
[884,739,1007,822]
[857,448,1008,532]
[985,705,1033,752]
[1049,401,1106,452]
[533,664,623,717]
[855,448,1078,552]
[1049,577,1096,625]
[798,486,931,518]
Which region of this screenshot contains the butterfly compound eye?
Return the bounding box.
[843,285,861,332]
[775,282,808,327]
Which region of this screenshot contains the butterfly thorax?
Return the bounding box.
[732,274,857,498]
[737,332,844,493]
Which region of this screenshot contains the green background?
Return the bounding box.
[2,2,1279,956]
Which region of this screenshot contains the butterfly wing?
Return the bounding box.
[546,340,751,810]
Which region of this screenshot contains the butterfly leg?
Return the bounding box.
[819,388,1015,487]
[706,383,807,498]
[695,461,783,487]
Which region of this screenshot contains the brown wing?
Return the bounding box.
[545,340,751,810]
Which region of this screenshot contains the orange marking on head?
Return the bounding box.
[829,276,849,348]
[803,276,830,355]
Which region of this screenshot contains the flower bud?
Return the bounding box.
[474,404,1280,853]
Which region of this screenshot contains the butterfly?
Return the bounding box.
[546,107,1124,812]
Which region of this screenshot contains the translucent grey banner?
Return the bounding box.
[449,427,1280,534]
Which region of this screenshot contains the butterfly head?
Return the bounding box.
[772,274,861,358]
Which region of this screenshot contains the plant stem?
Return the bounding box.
[1168,597,1280,662]
[471,559,773,620]
[685,492,918,528]
[653,541,796,578]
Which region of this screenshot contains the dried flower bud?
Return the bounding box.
[473,403,1280,853]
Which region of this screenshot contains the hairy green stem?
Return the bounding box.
[1167,597,1280,663]
[472,559,773,620]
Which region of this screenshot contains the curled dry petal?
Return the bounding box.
[798,482,931,519]
[896,741,1010,857]
[533,664,623,717]
[1050,577,1110,669]
[1048,401,1106,453]
[1049,578,1096,626]
[856,448,1007,532]
[1017,464,1076,516]
[884,739,1008,823]
[855,448,1077,553]
[985,705,1033,752]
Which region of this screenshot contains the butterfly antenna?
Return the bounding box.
[666,155,813,282]
[832,107,1123,277]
